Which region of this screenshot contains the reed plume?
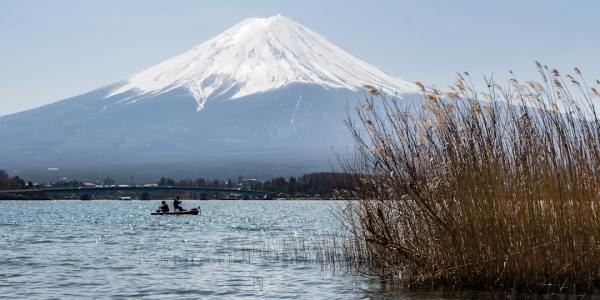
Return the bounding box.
[340,65,600,293]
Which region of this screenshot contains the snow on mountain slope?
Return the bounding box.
[108,15,417,110]
[0,15,423,180]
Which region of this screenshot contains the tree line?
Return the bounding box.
[156,172,358,197]
[0,169,359,199]
[0,170,29,190]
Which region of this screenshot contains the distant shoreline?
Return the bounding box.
[0,198,348,201]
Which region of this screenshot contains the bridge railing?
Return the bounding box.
[0,186,274,196]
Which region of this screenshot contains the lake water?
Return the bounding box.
[1,200,439,299]
[0,200,486,299]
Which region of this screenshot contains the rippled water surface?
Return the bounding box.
[0,200,388,299]
[0,200,486,299]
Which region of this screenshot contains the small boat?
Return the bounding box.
[151,208,200,216]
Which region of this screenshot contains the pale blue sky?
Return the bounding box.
[1,0,599,116]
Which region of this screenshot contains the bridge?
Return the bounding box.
[0,186,274,198]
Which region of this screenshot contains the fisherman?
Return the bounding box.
[158,200,169,213]
[173,196,184,211]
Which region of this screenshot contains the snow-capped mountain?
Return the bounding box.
[109,15,417,110]
[0,15,418,181]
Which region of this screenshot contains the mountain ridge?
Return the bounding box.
[0,15,419,181]
[106,15,417,110]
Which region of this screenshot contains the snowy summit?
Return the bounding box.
[108,15,417,110]
[0,15,421,180]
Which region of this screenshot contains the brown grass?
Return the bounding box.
[339,64,600,293]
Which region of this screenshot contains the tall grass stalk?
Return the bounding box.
[340,64,600,293]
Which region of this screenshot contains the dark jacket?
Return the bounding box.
[159,203,169,212]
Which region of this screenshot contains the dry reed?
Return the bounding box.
[340,64,600,294]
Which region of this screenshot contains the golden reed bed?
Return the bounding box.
[338,63,600,294]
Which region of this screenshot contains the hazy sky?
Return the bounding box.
[1,0,599,116]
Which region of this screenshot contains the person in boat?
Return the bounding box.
[173,196,185,212]
[158,200,169,213]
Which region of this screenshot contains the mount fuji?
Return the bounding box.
[0,15,418,181]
